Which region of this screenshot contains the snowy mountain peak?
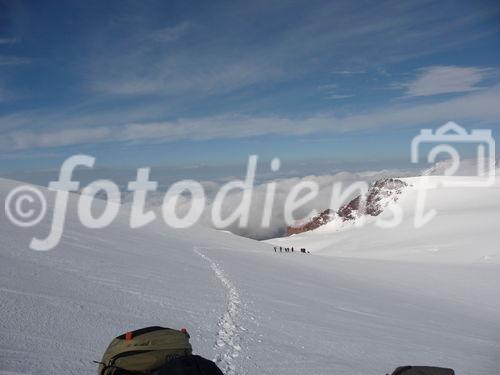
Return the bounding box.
[337,178,408,220]
[287,178,408,235]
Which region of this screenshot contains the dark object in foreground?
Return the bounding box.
[389,366,455,375]
[97,326,223,375]
[157,355,224,375]
[98,326,454,375]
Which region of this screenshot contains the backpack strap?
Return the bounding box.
[101,350,155,375]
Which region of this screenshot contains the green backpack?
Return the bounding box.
[97,326,193,375]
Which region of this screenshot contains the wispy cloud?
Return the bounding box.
[318,83,354,100]
[399,66,491,97]
[83,1,500,98]
[149,21,192,43]
[93,59,283,96]
[318,84,338,90]
[325,94,355,100]
[0,56,30,66]
[2,84,500,151]
[0,37,18,45]
[87,22,283,98]
[331,70,366,75]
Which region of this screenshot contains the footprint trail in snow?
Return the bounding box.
[194,247,245,375]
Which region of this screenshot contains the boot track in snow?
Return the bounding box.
[194,247,244,375]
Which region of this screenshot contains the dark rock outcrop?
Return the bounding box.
[286,209,334,236]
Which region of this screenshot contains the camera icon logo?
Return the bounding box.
[411,121,496,187]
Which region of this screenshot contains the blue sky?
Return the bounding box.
[0,0,499,173]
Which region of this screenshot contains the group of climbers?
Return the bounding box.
[273,246,308,253]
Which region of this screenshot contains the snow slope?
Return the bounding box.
[1,177,500,375]
[269,174,500,264]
